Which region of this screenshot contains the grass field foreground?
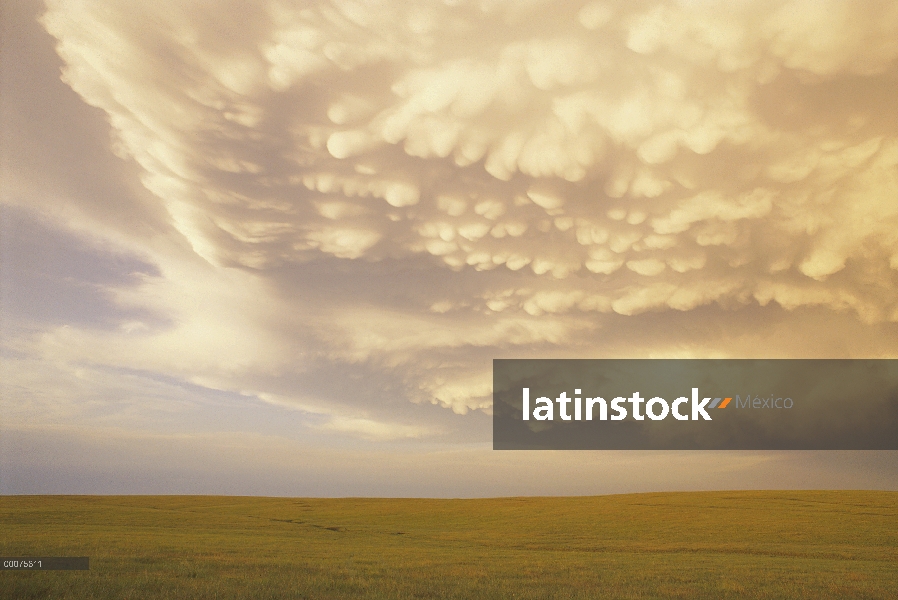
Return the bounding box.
[2,491,897,599]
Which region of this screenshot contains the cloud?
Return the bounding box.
[23,0,898,425]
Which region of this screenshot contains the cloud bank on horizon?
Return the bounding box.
[5,0,898,449]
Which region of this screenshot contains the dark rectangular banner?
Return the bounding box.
[493,359,898,450]
[1,557,90,570]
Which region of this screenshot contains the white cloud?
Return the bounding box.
[28,0,898,423]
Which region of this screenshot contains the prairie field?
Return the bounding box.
[1,491,896,599]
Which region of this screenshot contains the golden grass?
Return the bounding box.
[2,491,896,599]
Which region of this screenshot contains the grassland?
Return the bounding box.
[1,491,896,599]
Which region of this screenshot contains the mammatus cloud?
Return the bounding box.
[29,0,898,424]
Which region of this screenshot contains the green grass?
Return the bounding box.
[1,491,896,599]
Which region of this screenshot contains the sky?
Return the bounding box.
[2,0,897,497]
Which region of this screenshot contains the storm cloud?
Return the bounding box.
[2,0,897,494]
